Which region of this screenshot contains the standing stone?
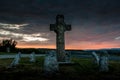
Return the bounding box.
[7,47,10,53]
[29,52,36,62]
[44,50,59,74]
[50,15,71,62]
[99,51,109,72]
[9,52,21,68]
[92,51,100,65]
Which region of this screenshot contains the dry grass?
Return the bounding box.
[0,57,120,80]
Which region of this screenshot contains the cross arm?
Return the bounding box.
[50,24,56,31]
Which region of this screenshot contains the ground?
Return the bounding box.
[0,57,120,80]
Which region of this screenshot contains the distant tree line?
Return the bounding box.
[0,39,17,52]
[17,48,52,54]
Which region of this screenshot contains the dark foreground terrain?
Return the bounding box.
[0,57,120,80]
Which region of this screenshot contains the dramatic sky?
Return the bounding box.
[0,0,120,50]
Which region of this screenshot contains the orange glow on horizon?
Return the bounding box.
[16,43,120,50]
[16,45,56,49]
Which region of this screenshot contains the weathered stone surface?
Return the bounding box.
[44,50,59,74]
[92,51,100,65]
[99,51,109,72]
[29,52,36,62]
[50,15,71,62]
[9,52,21,68]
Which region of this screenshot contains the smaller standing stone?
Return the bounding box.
[44,50,59,75]
[92,51,100,65]
[7,47,10,53]
[29,52,36,62]
[9,52,21,68]
[99,51,109,72]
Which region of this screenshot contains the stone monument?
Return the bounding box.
[50,14,71,62]
[99,50,109,72]
[44,50,59,74]
[7,47,10,53]
[9,52,21,68]
[92,51,100,65]
[29,52,36,62]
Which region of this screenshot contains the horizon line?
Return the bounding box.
[16,47,120,50]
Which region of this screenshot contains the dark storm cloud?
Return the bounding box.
[0,0,120,49]
[0,0,120,24]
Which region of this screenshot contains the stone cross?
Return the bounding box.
[50,15,71,62]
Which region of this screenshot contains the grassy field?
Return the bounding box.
[0,57,120,80]
[0,52,16,55]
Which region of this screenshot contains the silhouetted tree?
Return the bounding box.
[0,39,17,52]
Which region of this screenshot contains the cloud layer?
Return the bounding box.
[0,0,120,49]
